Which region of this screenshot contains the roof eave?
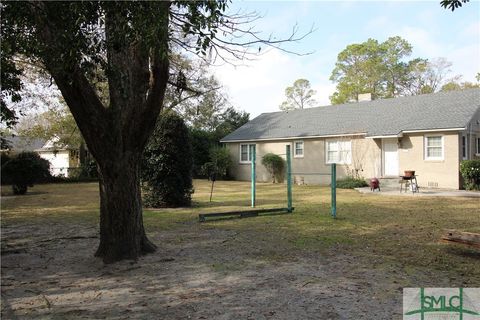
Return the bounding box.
[220,132,367,143]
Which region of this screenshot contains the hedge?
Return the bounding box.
[336,177,368,189]
[460,159,480,190]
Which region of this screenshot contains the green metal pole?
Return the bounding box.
[331,163,337,218]
[286,145,292,213]
[251,145,256,208]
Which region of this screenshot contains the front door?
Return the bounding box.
[383,139,399,177]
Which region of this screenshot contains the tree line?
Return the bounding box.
[3,55,249,201]
[280,36,479,110]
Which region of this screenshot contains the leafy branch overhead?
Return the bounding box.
[440,0,470,11]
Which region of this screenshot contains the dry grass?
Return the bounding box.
[2,180,479,280]
[1,180,479,318]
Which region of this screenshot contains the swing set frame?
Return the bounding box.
[199,144,338,222]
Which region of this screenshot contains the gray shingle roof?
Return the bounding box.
[221,89,480,142]
[2,136,46,152]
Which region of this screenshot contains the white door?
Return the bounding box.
[383,139,399,177]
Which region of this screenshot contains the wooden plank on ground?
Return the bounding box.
[199,207,294,222]
[441,230,480,248]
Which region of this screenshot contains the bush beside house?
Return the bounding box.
[261,153,285,183]
[336,177,368,189]
[460,160,480,190]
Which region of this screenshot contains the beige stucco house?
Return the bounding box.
[221,89,480,189]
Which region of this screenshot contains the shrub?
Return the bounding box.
[261,153,285,183]
[141,110,194,208]
[67,159,98,180]
[79,159,98,178]
[1,152,51,194]
[201,146,232,180]
[336,177,368,189]
[460,160,480,190]
[1,153,11,175]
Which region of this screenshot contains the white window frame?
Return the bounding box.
[294,141,304,158]
[239,143,255,164]
[325,140,352,164]
[424,135,444,161]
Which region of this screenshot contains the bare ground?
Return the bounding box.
[1,181,479,319]
[1,221,401,319]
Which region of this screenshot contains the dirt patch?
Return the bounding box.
[0,219,417,319]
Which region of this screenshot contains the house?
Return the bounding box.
[1,136,46,153]
[35,138,81,177]
[1,135,81,177]
[220,89,480,190]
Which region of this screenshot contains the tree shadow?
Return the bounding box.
[443,246,480,259]
[1,190,49,197]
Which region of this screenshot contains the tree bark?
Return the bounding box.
[95,153,156,263]
[29,1,171,263]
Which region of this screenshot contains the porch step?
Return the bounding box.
[378,178,401,188]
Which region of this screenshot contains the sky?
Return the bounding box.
[211,0,480,118]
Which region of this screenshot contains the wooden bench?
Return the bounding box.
[441,230,480,248]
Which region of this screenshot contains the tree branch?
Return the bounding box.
[29,2,107,159]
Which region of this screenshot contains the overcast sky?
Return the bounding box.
[212,1,480,118]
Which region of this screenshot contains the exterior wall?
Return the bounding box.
[398,132,460,189]
[39,150,72,177]
[226,130,463,189]
[226,136,381,185]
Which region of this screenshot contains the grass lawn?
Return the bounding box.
[1,180,479,319]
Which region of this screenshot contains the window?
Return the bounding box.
[294,141,304,158]
[476,137,480,155]
[326,140,351,164]
[424,136,444,160]
[239,144,255,163]
[462,135,467,159]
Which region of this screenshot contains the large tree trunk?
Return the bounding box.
[94,153,156,263]
[32,1,170,263]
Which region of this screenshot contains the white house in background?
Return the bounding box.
[35,138,81,177]
[1,136,81,177]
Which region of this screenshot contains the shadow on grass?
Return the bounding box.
[1,190,50,197]
[443,246,480,259]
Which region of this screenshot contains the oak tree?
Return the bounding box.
[2,1,303,263]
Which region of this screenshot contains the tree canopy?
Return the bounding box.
[280,79,317,110]
[329,36,466,104]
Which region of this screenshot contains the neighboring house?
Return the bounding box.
[221,89,480,190]
[1,136,46,153]
[1,135,81,178]
[35,138,81,177]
